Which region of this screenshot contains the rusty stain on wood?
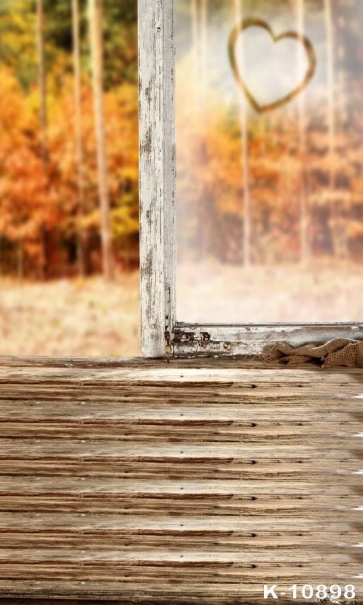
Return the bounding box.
[171,324,363,357]
[0,357,361,602]
[138,0,363,359]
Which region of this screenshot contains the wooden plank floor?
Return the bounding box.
[0,357,362,604]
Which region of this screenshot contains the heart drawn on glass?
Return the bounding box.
[228,17,317,113]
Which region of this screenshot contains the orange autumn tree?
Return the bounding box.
[0,69,54,278]
[47,78,139,275]
[175,0,363,267]
[0,0,139,279]
[3,0,363,277]
[0,66,139,278]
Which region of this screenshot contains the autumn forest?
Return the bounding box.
[1,0,363,352]
[175,0,363,323]
[0,0,138,280]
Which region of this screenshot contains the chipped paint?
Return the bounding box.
[139,0,363,359]
[171,324,363,357]
[139,0,175,358]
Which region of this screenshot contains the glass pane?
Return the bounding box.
[175,0,363,323]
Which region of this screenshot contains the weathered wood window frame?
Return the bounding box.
[138,0,363,359]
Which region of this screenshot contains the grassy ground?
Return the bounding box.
[1,260,362,358]
[177,260,363,324]
[0,274,140,357]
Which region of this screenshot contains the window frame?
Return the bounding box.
[138,0,363,358]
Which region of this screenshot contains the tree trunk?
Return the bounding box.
[191,0,199,101]
[72,0,86,277]
[200,0,207,97]
[17,239,24,283]
[324,0,338,257]
[197,0,208,260]
[36,0,48,280]
[233,0,251,266]
[36,0,47,167]
[297,0,309,263]
[88,0,114,281]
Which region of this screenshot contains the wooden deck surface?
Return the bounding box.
[0,356,362,604]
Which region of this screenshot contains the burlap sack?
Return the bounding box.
[263,338,363,368]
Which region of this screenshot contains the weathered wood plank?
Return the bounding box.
[0,357,360,601]
[0,439,361,457]
[0,513,358,531]
[0,423,362,443]
[0,402,362,421]
[1,364,363,384]
[0,461,360,481]
[0,494,360,517]
[0,356,271,368]
[0,532,360,551]
[0,476,361,494]
[2,582,362,604]
[138,0,175,358]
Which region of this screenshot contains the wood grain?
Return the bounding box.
[137,0,363,360]
[0,357,361,603]
[138,0,175,358]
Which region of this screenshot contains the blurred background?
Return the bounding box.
[2,0,363,357]
[0,0,140,356]
[176,0,363,324]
